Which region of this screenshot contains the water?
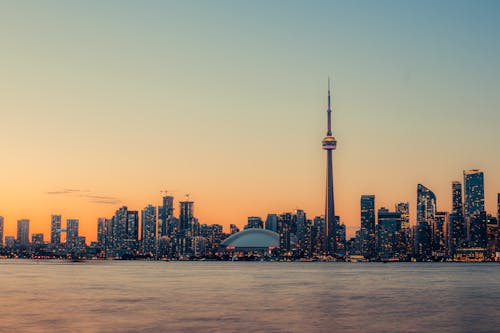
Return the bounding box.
[0,261,499,333]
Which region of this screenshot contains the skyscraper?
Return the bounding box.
[322,80,337,255]
[66,219,79,249]
[179,199,194,232]
[376,208,402,260]
[360,195,376,259]
[141,205,157,256]
[50,214,61,244]
[416,184,436,260]
[464,170,486,247]
[449,181,466,254]
[17,219,30,245]
[158,195,174,237]
[265,214,278,232]
[0,216,4,246]
[395,202,410,230]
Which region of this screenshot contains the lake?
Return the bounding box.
[0,260,499,332]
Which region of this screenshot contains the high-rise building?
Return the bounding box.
[66,219,79,249]
[449,181,466,255]
[179,199,194,232]
[395,202,410,230]
[322,80,337,254]
[433,212,448,257]
[127,211,139,241]
[265,214,278,232]
[377,208,402,260]
[278,213,292,253]
[246,217,263,229]
[311,216,325,255]
[416,184,436,260]
[360,195,376,259]
[464,170,486,248]
[0,216,4,246]
[141,205,157,255]
[50,215,61,244]
[17,219,30,245]
[158,195,174,237]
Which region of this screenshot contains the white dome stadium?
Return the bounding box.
[221,228,280,249]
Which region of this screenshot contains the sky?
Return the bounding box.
[1,0,500,241]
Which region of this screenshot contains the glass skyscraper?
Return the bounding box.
[464,170,486,248]
[360,195,376,259]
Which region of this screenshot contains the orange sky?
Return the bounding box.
[1,1,500,242]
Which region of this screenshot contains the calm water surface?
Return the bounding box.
[0,260,499,332]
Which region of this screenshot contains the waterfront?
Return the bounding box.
[0,261,499,332]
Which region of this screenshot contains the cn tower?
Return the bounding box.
[322,79,337,255]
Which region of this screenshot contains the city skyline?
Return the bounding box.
[1,1,500,242]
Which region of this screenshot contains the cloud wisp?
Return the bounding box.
[45,188,121,205]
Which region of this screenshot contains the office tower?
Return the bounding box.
[112,206,128,251]
[97,218,106,245]
[265,214,278,232]
[66,219,79,248]
[433,212,448,257]
[246,216,264,229]
[395,203,410,229]
[31,233,44,245]
[158,195,174,237]
[295,210,311,257]
[486,214,498,260]
[179,199,194,232]
[17,219,30,245]
[360,195,376,259]
[0,216,4,246]
[377,208,402,260]
[127,211,139,241]
[278,212,292,252]
[311,216,325,255]
[449,181,466,255]
[50,215,62,245]
[464,170,486,247]
[416,184,436,260]
[322,80,337,254]
[336,219,346,257]
[230,224,240,234]
[141,205,157,255]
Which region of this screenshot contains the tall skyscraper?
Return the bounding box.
[416,184,436,260]
[395,202,410,230]
[464,170,486,247]
[141,205,157,255]
[376,208,402,260]
[0,216,4,246]
[360,195,376,259]
[50,214,61,244]
[265,214,278,232]
[66,219,79,248]
[17,219,30,245]
[179,199,194,232]
[449,181,466,254]
[322,80,337,254]
[158,195,174,237]
[433,212,448,257]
